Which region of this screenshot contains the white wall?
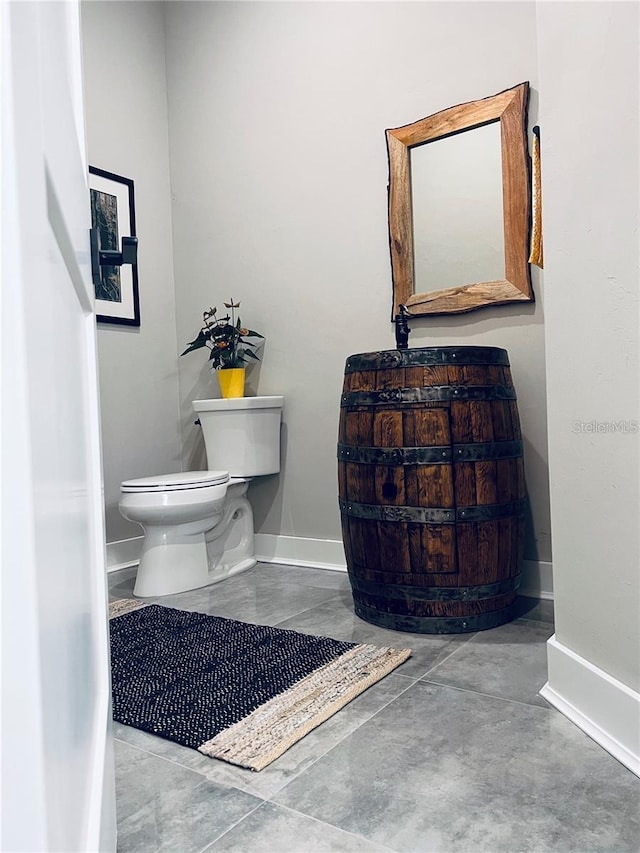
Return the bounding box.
[81,1,182,543]
[536,2,639,691]
[164,0,551,565]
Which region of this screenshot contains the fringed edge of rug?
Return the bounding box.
[198,643,411,771]
[109,598,150,619]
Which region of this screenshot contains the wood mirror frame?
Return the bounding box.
[387,82,533,318]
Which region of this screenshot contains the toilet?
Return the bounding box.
[119,396,283,597]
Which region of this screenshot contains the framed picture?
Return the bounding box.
[88,166,140,326]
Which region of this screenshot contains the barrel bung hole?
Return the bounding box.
[382,482,398,501]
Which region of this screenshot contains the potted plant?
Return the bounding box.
[180,298,263,398]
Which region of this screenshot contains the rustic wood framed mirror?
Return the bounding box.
[387,82,533,318]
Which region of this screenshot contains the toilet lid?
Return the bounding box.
[121,470,229,493]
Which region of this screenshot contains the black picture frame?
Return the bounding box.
[88,166,140,327]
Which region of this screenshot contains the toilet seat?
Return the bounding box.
[121,470,229,493]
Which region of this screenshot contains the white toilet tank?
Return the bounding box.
[192,396,283,477]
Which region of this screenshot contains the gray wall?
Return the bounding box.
[537,2,639,690]
[82,1,182,542]
[164,0,552,563]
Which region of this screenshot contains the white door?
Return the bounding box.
[1,2,116,850]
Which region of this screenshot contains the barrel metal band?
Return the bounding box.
[454,440,523,461]
[338,444,451,465]
[352,600,516,634]
[337,440,523,465]
[348,573,521,602]
[341,385,516,407]
[339,498,526,524]
[344,347,510,373]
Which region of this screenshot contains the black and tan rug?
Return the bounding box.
[109,599,410,771]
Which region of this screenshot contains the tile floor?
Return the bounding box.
[108,563,639,853]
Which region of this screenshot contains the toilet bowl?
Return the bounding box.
[119,396,283,598]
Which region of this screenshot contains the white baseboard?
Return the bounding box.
[254,533,553,598]
[106,536,143,572]
[541,635,640,778]
[254,533,347,572]
[520,559,554,600]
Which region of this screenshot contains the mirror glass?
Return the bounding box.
[411,122,504,293]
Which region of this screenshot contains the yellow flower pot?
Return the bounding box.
[217,367,246,399]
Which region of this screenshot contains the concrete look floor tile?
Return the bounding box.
[114,672,413,801]
[204,801,396,853]
[108,563,349,613]
[512,594,555,626]
[110,563,636,853]
[156,567,342,626]
[114,740,263,853]
[255,563,352,591]
[424,619,553,708]
[109,567,138,601]
[273,681,640,853]
[275,595,474,680]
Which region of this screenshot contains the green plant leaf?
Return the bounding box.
[245,329,264,338]
[242,349,260,361]
[180,329,210,355]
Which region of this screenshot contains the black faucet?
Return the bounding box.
[394,305,411,350]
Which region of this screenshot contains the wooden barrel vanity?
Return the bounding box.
[338,346,526,634]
